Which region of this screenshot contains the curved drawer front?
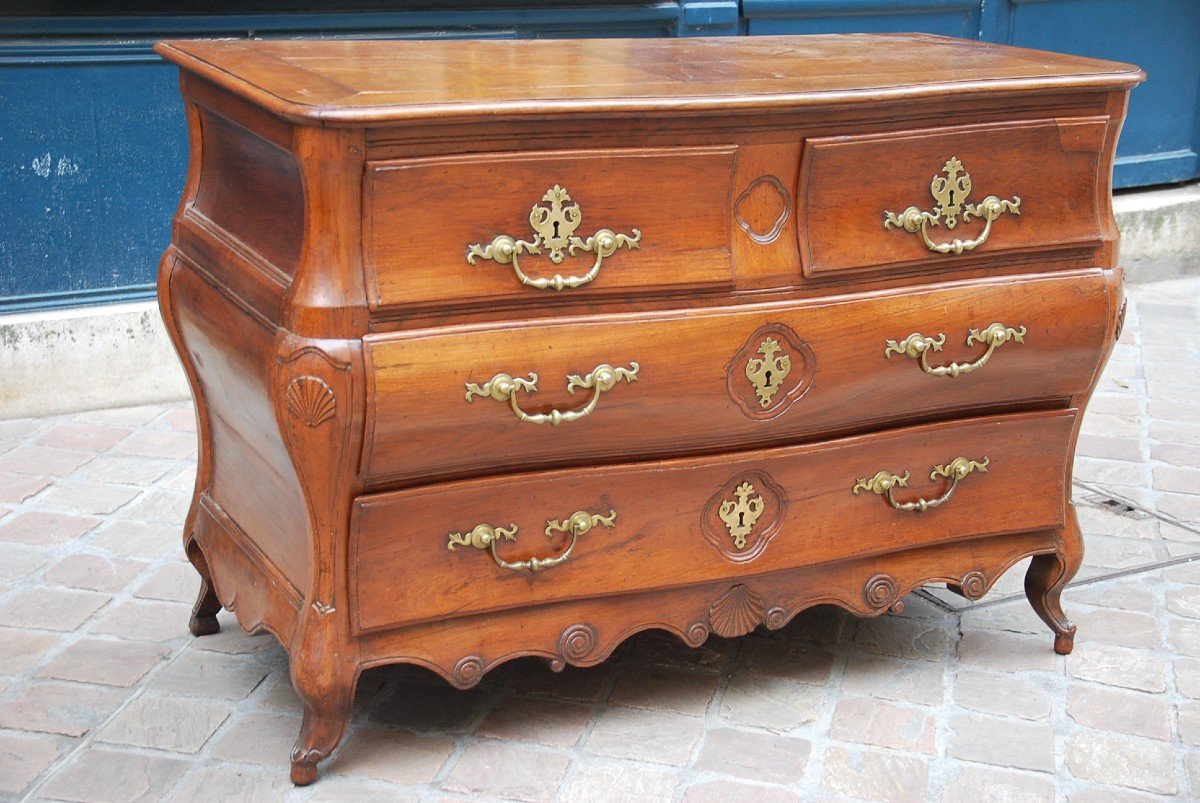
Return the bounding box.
[800,117,1111,277]
[362,269,1116,484]
[351,410,1073,632]
[364,146,736,310]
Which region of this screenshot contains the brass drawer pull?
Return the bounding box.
[447,509,617,573]
[853,456,989,512]
[466,185,641,290]
[465,362,639,426]
[883,157,1020,254]
[885,323,1026,378]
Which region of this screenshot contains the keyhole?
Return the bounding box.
[552,220,560,238]
[738,511,745,527]
[948,189,955,205]
[764,370,773,387]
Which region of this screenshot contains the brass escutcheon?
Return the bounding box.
[718,482,765,549]
[466,185,641,290]
[883,157,1020,254]
[745,338,792,408]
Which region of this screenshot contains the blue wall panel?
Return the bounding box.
[0,2,1196,313]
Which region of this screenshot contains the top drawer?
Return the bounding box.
[799,117,1111,277]
[364,147,736,310]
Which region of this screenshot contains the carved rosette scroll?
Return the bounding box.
[702,471,787,563]
[727,323,816,420]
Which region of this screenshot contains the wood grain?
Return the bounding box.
[363,270,1115,485]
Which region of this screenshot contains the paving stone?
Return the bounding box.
[1075,457,1149,488]
[0,417,48,440]
[1080,535,1159,570]
[73,406,162,428]
[119,490,190,525]
[162,406,197,432]
[694,727,810,784]
[1068,581,1159,613]
[96,693,230,752]
[1066,643,1168,692]
[855,614,955,661]
[0,681,125,737]
[88,521,177,559]
[167,764,294,802]
[1176,657,1200,698]
[1178,701,1200,747]
[78,456,176,487]
[1168,586,1200,620]
[38,746,190,803]
[162,467,198,493]
[35,423,132,453]
[0,627,60,674]
[0,472,51,504]
[443,741,570,802]
[38,482,141,516]
[1067,788,1164,803]
[149,649,269,700]
[0,541,49,582]
[1163,561,1200,583]
[113,431,197,460]
[819,746,929,803]
[1066,684,1171,739]
[1154,442,1200,469]
[948,715,1055,772]
[953,670,1051,720]
[940,764,1055,803]
[133,561,200,604]
[0,587,110,631]
[683,779,800,803]
[1156,466,1200,495]
[1065,731,1177,794]
[308,776,419,803]
[38,638,169,687]
[957,630,1057,673]
[0,510,102,545]
[327,726,456,783]
[558,760,678,803]
[44,553,145,592]
[1075,504,1160,540]
[0,446,94,477]
[475,696,592,747]
[1071,608,1164,649]
[830,697,935,754]
[1159,492,1200,524]
[719,675,824,731]
[1076,435,1143,462]
[735,638,837,684]
[0,730,62,796]
[1151,420,1200,446]
[585,707,703,765]
[209,711,300,768]
[839,653,945,706]
[88,599,191,643]
[608,666,719,716]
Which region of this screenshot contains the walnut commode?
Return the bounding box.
[154,35,1143,784]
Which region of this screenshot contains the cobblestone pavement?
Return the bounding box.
[1,277,1197,802]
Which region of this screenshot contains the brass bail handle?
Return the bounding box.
[885,323,1026,378]
[883,157,1020,254]
[446,509,617,573]
[465,362,639,426]
[466,185,641,290]
[853,457,990,512]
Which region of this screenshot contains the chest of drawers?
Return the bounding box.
[155,34,1143,784]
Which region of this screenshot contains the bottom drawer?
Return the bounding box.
[350,410,1074,633]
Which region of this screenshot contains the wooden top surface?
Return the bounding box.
[156,34,1143,126]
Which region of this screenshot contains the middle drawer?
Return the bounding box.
[362,269,1115,485]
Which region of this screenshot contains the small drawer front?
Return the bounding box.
[362,269,1116,484]
[351,410,1073,632]
[799,117,1110,277]
[364,146,736,310]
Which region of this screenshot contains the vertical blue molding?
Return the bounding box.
[1,3,1196,313]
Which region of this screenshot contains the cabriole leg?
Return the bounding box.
[185,537,221,636]
[288,662,355,785]
[1025,506,1084,655]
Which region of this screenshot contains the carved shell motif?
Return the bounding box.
[709,584,766,638]
[285,376,336,428]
